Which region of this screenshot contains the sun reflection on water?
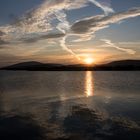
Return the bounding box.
[85,71,94,97]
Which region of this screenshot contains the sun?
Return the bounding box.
[84,58,95,65]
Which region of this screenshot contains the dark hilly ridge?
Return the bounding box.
[1,61,64,70]
[93,60,140,71]
[1,60,140,71]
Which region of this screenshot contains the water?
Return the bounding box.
[0,71,140,140]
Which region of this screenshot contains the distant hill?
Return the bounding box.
[94,60,140,71]
[1,60,140,71]
[0,61,64,71]
[5,61,43,68]
[104,60,140,67]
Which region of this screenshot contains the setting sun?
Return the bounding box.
[84,58,95,65]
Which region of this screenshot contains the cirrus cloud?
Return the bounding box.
[71,7,140,35]
[0,1,140,60]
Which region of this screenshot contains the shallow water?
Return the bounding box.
[0,71,140,140]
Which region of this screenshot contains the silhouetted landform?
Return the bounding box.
[93,60,140,71]
[1,60,140,71]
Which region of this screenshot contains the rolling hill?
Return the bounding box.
[1,60,140,71]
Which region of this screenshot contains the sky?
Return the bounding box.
[0,0,140,67]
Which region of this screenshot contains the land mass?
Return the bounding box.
[1,60,140,71]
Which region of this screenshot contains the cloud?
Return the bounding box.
[1,3,140,43]
[0,0,113,42]
[88,0,114,15]
[71,34,94,42]
[0,0,88,60]
[60,36,80,60]
[0,31,5,36]
[101,39,136,55]
[0,40,9,45]
[55,9,70,33]
[21,33,65,43]
[71,15,105,34]
[119,42,140,45]
[0,0,140,61]
[71,7,140,35]
[0,0,87,35]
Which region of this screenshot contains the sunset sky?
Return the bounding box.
[0,0,140,67]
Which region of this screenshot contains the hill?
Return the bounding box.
[94,60,140,71]
[1,60,140,71]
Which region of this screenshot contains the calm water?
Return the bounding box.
[0,71,140,140]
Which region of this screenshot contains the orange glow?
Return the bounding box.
[84,57,95,65]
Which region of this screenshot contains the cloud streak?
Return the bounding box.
[0,0,88,60]
[0,0,114,41]
[101,39,136,55]
[60,36,81,60]
[20,33,65,44]
[71,7,140,34]
[70,7,140,45]
[88,0,114,15]
[0,0,87,34]
[119,42,140,45]
[0,0,140,61]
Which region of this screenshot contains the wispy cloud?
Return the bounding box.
[0,0,114,41]
[0,0,140,61]
[71,7,140,35]
[0,0,87,59]
[60,35,81,60]
[0,0,87,39]
[20,33,65,44]
[71,7,140,44]
[101,39,136,55]
[71,34,94,42]
[88,0,114,15]
[119,42,140,45]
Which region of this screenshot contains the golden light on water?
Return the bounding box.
[85,71,94,97]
